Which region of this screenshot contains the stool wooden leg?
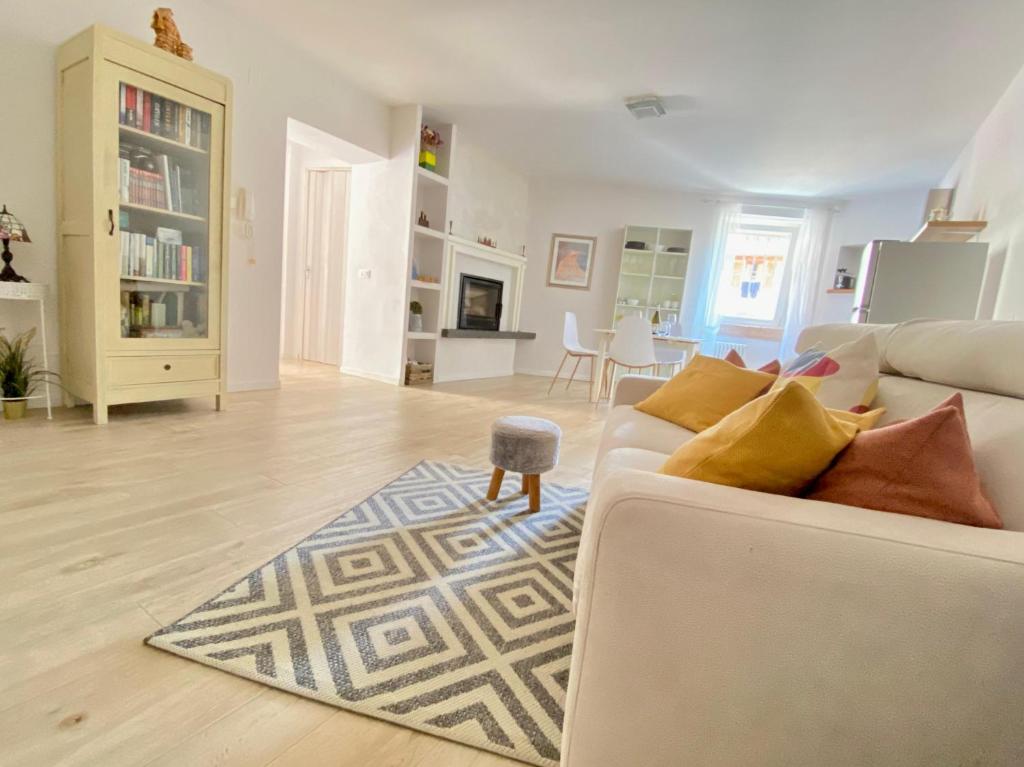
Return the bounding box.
[528,474,541,512]
[521,474,530,494]
[487,467,505,501]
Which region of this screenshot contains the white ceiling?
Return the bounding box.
[223,0,1024,198]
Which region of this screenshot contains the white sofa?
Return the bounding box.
[563,320,1024,767]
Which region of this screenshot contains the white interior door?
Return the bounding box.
[301,168,349,365]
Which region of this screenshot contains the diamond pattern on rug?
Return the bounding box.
[146,460,588,767]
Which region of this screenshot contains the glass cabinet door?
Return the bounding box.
[107,66,223,347]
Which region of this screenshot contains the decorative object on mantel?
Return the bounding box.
[151,8,193,61]
[417,210,430,228]
[0,205,31,283]
[409,300,424,332]
[477,236,496,248]
[547,233,596,290]
[419,125,444,171]
[0,328,58,420]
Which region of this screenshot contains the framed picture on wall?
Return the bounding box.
[547,233,597,290]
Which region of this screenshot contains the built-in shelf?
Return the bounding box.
[623,248,654,255]
[911,220,987,243]
[121,275,206,288]
[653,274,684,280]
[620,272,652,278]
[413,224,445,241]
[407,331,438,341]
[410,279,442,291]
[416,166,449,187]
[826,288,855,294]
[119,124,208,156]
[120,202,206,223]
[441,329,537,340]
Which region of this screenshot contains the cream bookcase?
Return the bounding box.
[57,26,231,424]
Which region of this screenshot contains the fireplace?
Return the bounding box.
[457,274,503,332]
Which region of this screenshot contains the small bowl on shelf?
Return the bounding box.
[626,298,641,306]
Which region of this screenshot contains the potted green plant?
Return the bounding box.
[409,300,424,333]
[0,328,57,420]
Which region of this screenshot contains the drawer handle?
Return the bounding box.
[163,364,172,371]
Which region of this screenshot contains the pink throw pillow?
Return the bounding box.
[805,393,1002,528]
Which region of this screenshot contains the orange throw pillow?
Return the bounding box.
[724,348,781,375]
[805,393,1002,528]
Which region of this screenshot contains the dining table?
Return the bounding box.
[590,328,701,402]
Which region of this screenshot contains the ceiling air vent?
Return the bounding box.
[625,94,666,119]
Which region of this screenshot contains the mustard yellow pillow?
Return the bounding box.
[635,355,777,433]
[659,381,859,496]
[829,407,886,430]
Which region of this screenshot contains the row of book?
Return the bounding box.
[119,83,210,151]
[118,152,202,215]
[120,229,206,284]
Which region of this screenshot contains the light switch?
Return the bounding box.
[358,268,372,280]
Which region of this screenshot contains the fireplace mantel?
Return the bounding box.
[441,329,536,340]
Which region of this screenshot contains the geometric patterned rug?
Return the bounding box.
[145,461,588,766]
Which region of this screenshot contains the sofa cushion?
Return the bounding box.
[597,405,696,465]
[772,333,880,412]
[660,381,859,496]
[806,393,1002,528]
[635,355,776,432]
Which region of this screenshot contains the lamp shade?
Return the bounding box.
[0,205,30,243]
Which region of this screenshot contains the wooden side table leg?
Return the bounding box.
[521,474,530,494]
[487,467,505,501]
[528,474,541,512]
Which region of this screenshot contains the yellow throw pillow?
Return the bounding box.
[660,381,859,496]
[635,355,777,433]
[829,407,886,430]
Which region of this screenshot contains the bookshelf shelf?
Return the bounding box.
[410,279,442,291]
[416,166,449,187]
[120,202,206,223]
[414,224,445,240]
[57,25,230,424]
[614,225,693,327]
[119,124,208,155]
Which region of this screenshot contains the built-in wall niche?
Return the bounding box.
[414,176,448,235]
[420,111,454,179]
[409,284,441,334]
[412,230,445,283]
[406,337,436,364]
[828,244,864,294]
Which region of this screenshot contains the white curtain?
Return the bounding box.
[779,206,833,357]
[698,202,743,352]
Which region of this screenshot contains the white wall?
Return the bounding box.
[448,140,529,253]
[342,106,418,384]
[2,2,390,393]
[815,187,928,324]
[515,180,721,377]
[516,180,930,377]
[941,62,1024,320]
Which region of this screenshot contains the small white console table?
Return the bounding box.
[0,281,53,419]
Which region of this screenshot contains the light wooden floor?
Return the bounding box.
[0,364,607,767]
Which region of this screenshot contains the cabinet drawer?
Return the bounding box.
[109,355,219,386]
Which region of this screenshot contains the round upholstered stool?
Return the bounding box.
[487,415,562,512]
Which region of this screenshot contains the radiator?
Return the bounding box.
[713,341,748,358]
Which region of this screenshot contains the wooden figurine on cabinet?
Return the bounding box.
[151,8,194,61]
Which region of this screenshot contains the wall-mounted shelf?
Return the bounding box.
[416,166,448,187]
[911,220,987,243]
[413,224,445,240]
[407,331,438,341]
[826,288,855,294]
[410,279,441,291]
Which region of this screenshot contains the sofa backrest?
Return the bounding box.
[797,320,1024,532]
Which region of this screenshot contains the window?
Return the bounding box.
[712,212,801,327]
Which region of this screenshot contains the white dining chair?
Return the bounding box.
[548,311,598,394]
[655,321,688,376]
[599,315,657,400]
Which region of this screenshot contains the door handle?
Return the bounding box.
[108,209,115,236]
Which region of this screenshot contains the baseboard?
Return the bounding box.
[339,366,401,385]
[228,378,281,392]
[434,368,516,383]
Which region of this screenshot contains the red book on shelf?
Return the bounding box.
[143,91,152,132]
[126,86,137,127]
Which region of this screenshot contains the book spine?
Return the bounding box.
[152,96,162,136]
[119,83,126,125]
[143,91,151,133]
[119,159,130,203]
[184,107,192,147]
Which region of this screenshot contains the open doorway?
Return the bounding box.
[280,119,383,376]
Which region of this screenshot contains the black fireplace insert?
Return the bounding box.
[457,274,503,332]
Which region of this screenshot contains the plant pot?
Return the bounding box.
[2,400,28,420]
[409,314,424,333]
[418,148,437,171]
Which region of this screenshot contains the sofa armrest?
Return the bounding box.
[565,468,1024,767]
[611,374,666,407]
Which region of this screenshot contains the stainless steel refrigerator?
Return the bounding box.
[852,240,989,324]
